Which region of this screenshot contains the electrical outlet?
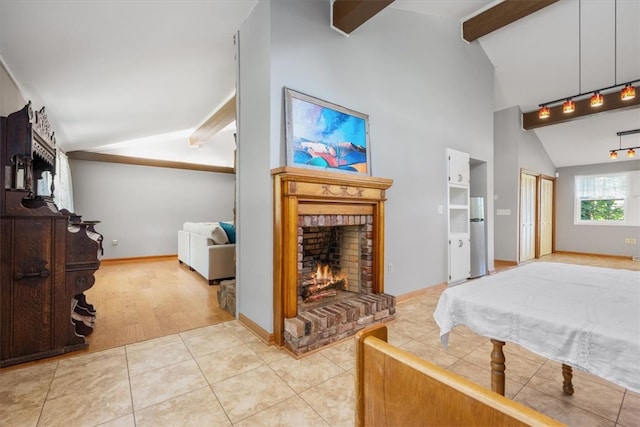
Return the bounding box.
[112,239,118,246]
[388,263,393,274]
[625,238,637,245]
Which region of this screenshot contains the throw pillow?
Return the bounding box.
[220,222,236,244]
[210,225,229,245]
[199,222,228,245]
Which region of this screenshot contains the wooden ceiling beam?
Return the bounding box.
[189,95,236,147]
[463,0,559,43]
[522,92,640,130]
[67,151,234,173]
[332,0,395,35]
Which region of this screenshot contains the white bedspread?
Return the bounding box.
[433,262,640,393]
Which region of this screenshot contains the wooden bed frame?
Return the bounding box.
[489,339,575,397]
[355,324,565,426]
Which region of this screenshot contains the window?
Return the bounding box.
[575,171,639,225]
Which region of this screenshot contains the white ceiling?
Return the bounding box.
[0,0,638,168]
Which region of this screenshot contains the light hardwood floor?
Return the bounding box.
[81,251,638,355]
[83,256,234,353]
[533,251,640,270]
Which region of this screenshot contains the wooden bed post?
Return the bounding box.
[562,364,574,395]
[490,339,506,396]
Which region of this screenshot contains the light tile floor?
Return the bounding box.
[1,289,638,427]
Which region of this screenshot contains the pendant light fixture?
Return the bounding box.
[590,91,604,107]
[538,105,550,119]
[621,84,636,100]
[563,99,576,113]
[534,0,639,121]
[609,129,640,160]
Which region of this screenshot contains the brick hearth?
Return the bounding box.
[284,293,395,354]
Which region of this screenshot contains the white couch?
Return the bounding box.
[178,222,235,285]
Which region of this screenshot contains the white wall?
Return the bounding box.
[494,106,555,261]
[0,60,25,116]
[71,159,235,259]
[556,160,640,258]
[236,0,273,329]
[237,0,494,333]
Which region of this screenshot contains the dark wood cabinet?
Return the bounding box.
[1,103,102,367]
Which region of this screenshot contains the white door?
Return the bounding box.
[448,150,469,186]
[519,173,536,262]
[539,177,554,257]
[449,235,470,282]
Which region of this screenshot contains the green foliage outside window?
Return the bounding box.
[580,199,624,221]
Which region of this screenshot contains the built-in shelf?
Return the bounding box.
[447,148,470,284]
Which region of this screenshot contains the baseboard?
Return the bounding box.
[494,259,518,266]
[100,254,177,264]
[553,250,637,261]
[239,313,274,345]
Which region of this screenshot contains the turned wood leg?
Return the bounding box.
[490,339,506,396]
[562,363,574,395]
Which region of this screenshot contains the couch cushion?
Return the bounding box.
[220,222,236,244]
[183,222,228,245]
[203,223,229,245]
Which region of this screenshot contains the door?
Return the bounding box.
[539,177,554,257]
[448,150,469,186]
[449,236,470,282]
[519,173,536,262]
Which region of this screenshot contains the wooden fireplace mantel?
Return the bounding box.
[272,167,393,346]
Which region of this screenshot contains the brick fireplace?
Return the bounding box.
[272,167,394,355]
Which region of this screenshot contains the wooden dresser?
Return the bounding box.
[0,102,102,367]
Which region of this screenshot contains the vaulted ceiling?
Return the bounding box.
[0,0,638,168]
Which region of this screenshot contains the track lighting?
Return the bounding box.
[609,129,640,160]
[524,0,640,129]
[533,0,639,121]
[535,81,639,120]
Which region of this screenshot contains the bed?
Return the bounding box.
[355,324,564,426]
[433,262,640,395]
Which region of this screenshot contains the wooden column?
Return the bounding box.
[372,199,385,294]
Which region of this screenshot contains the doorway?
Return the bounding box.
[519,171,555,263]
[539,176,555,256]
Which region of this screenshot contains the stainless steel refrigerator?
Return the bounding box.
[470,197,487,278]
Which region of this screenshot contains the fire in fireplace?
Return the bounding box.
[300,263,347,302]
[297,216,373,310]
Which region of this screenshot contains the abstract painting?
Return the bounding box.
[284,88,370,175]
